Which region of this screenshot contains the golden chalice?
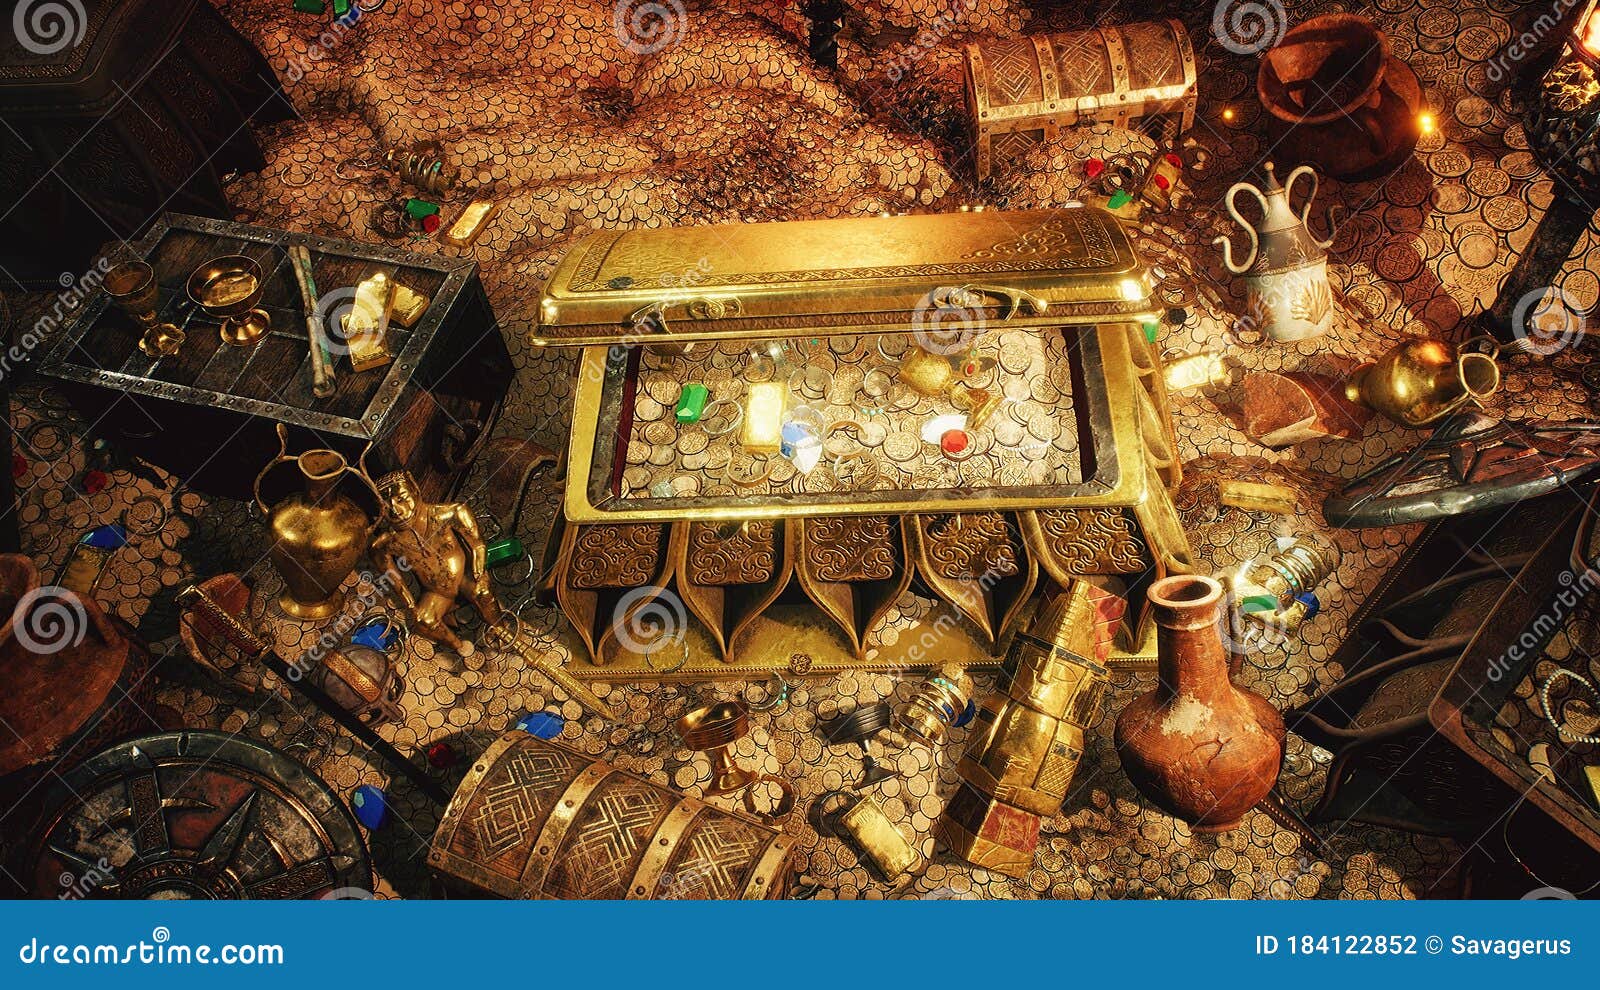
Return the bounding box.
[188,255,271,346]
[104,260,185,358]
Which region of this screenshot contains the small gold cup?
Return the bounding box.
[104,261,159,327]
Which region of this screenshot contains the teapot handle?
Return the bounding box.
[1285,165,1337,249]
[1214,181,1267,274]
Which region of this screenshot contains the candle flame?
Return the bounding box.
[1418,112,1436,135]
[1583,8,1600,58]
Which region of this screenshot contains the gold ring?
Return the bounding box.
[728,457,774,488]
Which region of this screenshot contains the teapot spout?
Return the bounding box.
[1213,234,1255,275]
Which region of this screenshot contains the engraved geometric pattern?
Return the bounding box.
[1123,22,1181,90]
[458,745,580,876]
[990,129,1041,162]
[547,777,674,899]
[662,815,768,900]
[984,38,1042,106]
[1053,35,1110,96]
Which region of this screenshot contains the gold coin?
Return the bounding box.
[883,430,920,462]
[1028,376,1059,404]
[677,430,708,456]
[642,421,676,446]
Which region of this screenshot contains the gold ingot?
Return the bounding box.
[1344,337,1500,428]
[344,272,396,372]
[821,791,919,881]
[1217,479,1297,514]
[741,381,785,453]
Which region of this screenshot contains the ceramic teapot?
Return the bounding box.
[1215,162,1338,342]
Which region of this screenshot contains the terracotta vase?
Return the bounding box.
[253,426,382,620]
[1114,575,1284,832]
[1257,13,1423,181]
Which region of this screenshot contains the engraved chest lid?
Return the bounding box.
[534,207,1156,346]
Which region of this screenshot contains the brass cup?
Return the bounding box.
[676,701,755,796]
[104,261,159,328]
[188,255,270,347]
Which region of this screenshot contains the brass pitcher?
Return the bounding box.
[253,425,384,619]
[1344,338,1501,428]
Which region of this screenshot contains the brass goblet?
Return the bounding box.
[677,701,756,796]
[104,260,186,358]
[677,700,795,819]
[188,255,271,346]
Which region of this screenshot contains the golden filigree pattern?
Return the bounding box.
[924,513,1019,580]
[803,516,898,583]
[686,520,777,586]
[1033,508,1149,574]
[569,524,665,589]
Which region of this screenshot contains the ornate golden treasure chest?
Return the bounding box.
[964,20,1198,180]
[429,734,796,899]
[533,207,1192,679]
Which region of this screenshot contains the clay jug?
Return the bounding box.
[253,425,383,620]
[1215,161,1337,343]
[1114,574,1284,832]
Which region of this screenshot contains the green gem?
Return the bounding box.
[485,537,525,569]
[404,198,440,221]
[1142,321,1160,343]
[292,0,327,11]
[675,383,710,424]
[332,0,352,13]
[1239,594,1279,614]
[1108,189,1134,209]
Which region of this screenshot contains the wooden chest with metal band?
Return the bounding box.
[530,207,1192,679]
[964,20,1198,181]
[429,734,797,899]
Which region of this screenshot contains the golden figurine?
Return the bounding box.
[371,470,501,655]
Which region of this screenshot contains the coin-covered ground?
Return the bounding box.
[6,0,1599,899]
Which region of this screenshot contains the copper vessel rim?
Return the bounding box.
[1258,14,1392,126]
[1147,574,1224,614]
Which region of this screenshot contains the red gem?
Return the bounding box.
[426,741,457,769]
[1165,153,1183,168]
[1153,174,1171,191]
[10,454,25,480]
[422,213,442,234]
[83,469,109,494]
[940,429,969,455]
[1084,158,1105,179]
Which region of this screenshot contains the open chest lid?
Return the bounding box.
[533,207,1157,347]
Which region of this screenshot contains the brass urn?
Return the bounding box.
[253,426,383,619]
[1344,338,1501,428]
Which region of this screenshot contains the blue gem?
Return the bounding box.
[350,785,389,830]
[953,699,977,728]
[515,711,565,739]
[351,619,400,651]
[80,524,129,550]
[1295,592,1320,620]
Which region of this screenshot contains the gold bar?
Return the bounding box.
[741,381,785,453]
[1218,479,1298,515]
[442,199,499,248]
[389,280,431,328]
[344,272,396,373]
